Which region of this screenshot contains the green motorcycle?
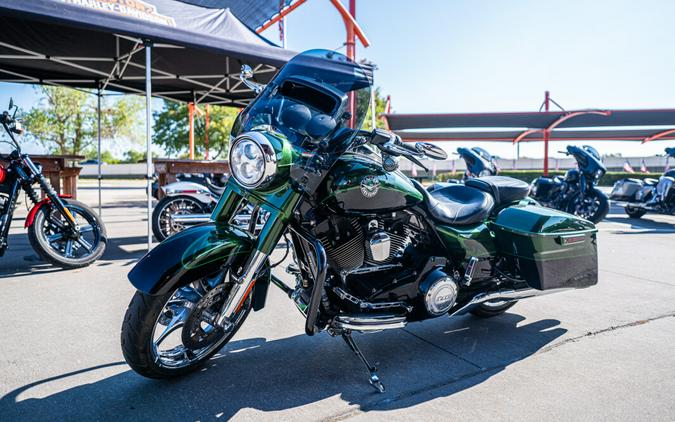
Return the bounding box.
[121,50,599,393]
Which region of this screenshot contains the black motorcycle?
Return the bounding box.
[120,50,599,392]
[609,147,675,218]
[457,146,498,179]
[530,145,609,223]
[0,99,106,268]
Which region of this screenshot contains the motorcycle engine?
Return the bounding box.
[317,212,421,271]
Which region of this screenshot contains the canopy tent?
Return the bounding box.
[384,108,675,174]
[177,0,295,31]
[0,0,293,105]
[0,0,294,248]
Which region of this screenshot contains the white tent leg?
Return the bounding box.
[97,87,102,216]
[145,43,153,250]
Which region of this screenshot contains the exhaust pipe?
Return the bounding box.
[450,287,566,316]
[170,213,211,225]
[333,314,407,331]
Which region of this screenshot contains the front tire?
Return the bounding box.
[567,188,609,223]
[27,199,106,269]
[121,272,253,379]
[625,206,646,219]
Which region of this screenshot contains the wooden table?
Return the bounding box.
[154,159,230,199]
[17,155,84,199]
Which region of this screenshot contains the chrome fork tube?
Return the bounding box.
[217,249,267,327]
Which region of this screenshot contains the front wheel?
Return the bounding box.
[27,199,106,268]
[625,206,646,219]
[567,188,609,223]
[121,271,253,379]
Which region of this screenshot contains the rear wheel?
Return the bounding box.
[470,300,518,318]
[27,199,106,268]
[625,206,646,219]
[121,271,253,379]
[152,195,209,242]
[567,188,609,223]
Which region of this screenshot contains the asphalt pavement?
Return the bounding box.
[1,180,674,422]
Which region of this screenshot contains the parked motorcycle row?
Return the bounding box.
[1,49,671,393]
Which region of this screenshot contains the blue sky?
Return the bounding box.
[3,0,675,159]
[261,0,675,159]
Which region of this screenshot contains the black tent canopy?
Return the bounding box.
[0,0,293,105]
[177,0,294,31]
[0,0,294,248]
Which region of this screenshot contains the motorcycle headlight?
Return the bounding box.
[229,132,278,189]
[594,168,605,180]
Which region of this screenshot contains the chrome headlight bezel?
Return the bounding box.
[229,132,278,189]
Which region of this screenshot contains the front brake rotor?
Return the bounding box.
[181,284,227,349]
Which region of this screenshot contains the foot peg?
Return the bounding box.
[341,331,385,393]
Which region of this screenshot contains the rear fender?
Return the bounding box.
[128,223,256,296]
[24,194,73,228]
[162,181,215,204]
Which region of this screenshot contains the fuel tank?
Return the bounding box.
[324,151,423,214]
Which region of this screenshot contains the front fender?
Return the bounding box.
[24,194,73,228]
[128,223,254,295]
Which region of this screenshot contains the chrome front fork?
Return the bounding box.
[216,249,268,328]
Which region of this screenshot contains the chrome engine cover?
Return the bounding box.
[368,231,391,262]
[424,277,459,316]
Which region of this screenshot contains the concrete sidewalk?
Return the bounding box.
[0,182,674,421]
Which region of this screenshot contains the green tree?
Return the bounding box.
[153,101,239,159]
[83,149,119,164]
[122,149,147,163]
[24,86,143,156]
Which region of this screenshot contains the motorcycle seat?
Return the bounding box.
[415,181,494,225]
[465,176,529,206]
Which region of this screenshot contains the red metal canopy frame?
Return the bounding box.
[384,93,675,176]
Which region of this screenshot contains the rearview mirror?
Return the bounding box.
[239,65,265,94]
[240,64,254,80]
[8,97,13,110]
[416,142,448,160]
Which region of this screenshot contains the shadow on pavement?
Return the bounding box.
[0,234,147,278]
[0,313,566,421]
[604,215,675,234]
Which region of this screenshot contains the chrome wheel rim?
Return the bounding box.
[39,205,100,260]
[158,197,203,239]
[572,194,600,220]
[149,272,248,369]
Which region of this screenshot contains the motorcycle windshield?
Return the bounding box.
[232,49,372,150]
[582,145,601,161]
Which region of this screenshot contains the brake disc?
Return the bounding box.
[181,284,227,349]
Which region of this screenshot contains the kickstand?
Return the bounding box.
[341,331,385,393]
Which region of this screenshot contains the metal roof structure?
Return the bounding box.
[384,109,675,144]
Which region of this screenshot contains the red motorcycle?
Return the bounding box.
[0,98,106,268]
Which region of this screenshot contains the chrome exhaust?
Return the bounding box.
[450,287,566,316]
[333,314,407,331]
[170,213,211,224]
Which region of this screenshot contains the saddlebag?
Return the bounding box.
[610,178,643,201]
[492,204,598,291]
